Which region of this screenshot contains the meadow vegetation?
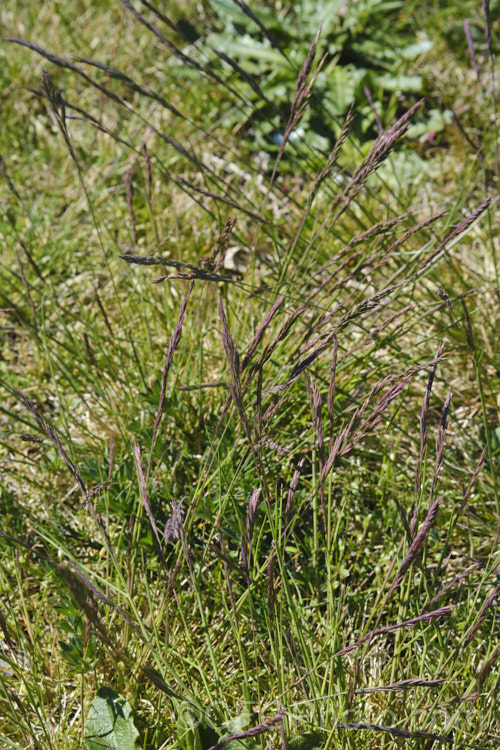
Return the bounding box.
[0,1,499,748]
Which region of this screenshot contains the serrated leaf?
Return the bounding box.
[85,687,139,750]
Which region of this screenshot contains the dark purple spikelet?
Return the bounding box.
[263,326,338,420]
[58,560,143,642]
[241,296,286,372]
[6,37,138,110]
[417,197,492,275]
[357,678,445,693]
[384,210,446,260]
[255,437,289,454]
[14,387,87,497]
[328,347,448,475]
[461,582,500,649]
[217,518,239,626]
[336,722,451,744]
[287,607,454,695]
[476,642,500,698]
[335,212,410,263]
[213,48,278,114]
[125,168,136,245]
[231,0,286,57]
[217,292,240,385]
[310,376,324,459]
[455,445,488,518]
[164,500,185,545]
[152,279,194,450]
[364,86,383,132]
[81,481,110,508]
[0,153,22,200]
[241,488,261,576]
[83,331,101,378]
[414,344,444,513]
[308,103,355,206]
[117,0,222,81]
[336,306,414,372]
[142,142,153,208]
[134,443,168,572]
[217,291,251,439]
[251,304,307,379]
[70,51,185,118]
[107,437,115,483]
[427,391,452,504]
[320,418,353,480]
[178,178,267,224]
[275,31,324,171]
[464,20,481,81]
[335,606,453,658]
[328,100,424,224]
[333,368,415,464]
[391,495,443,592]
[327,336,338,437]
[267,546,276,625]
[461,297,476,353]
[48,442,115,559]
[246,488,261,538]
[285,455,306,519]
[207,710,286,750]
[202,216,237,275]
[426,562,481,610]
[310,376,326,527]
[213,393,234,442]
[56,564,113,649]
[482,0,493,57]
[256,365,263,437]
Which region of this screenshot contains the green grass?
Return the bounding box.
[0,1,499,749]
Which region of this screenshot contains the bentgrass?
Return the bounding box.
[0,1,499,748]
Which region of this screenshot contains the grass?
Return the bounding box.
[0,1,499,749]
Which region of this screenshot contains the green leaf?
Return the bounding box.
[406,109,453,139]
[288,731,325,750]
[323,64,360,112]
[224,740,260,750]
[380,74,423,92]
[223,706,252,735]
[217,707,260,750]
[399,39,432,59]
[177,705,203,750]
[85,687,139,750]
